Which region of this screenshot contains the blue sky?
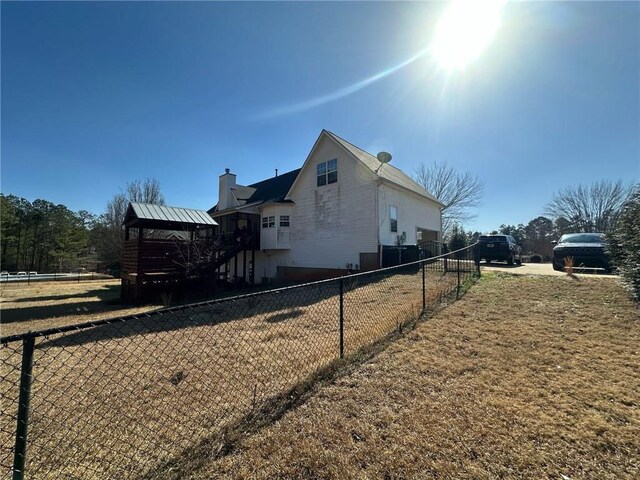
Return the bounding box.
[2,1,638,233]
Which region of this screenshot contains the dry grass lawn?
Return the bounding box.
[1,268,462,479]
[0,280,161,337]
[187,274,640,480]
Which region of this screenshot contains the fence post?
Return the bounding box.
[456,257,461,299]
[12,336,35,480]
[421,261,426,313]
[339,277,344,359]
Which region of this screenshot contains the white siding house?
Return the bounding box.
[209,130,443,283]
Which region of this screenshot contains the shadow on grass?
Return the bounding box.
[11,284,121,304]
[138,283,473,480]
[30,268,476,351]
[482,261,525,269]
[264,309,305,324]
[36,281,341,349]
[1,285,125,324]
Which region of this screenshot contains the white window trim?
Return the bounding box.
[390,206,398,233]
[317,158,338,187]
[262,215,276,228]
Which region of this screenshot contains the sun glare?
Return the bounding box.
[432,0,506,71]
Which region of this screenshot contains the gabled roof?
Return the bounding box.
[210,130,442,214]
[323,130,443,206]
[232,185,257,202]
[124,202,218,229]
[209,168,301,214]
[246,168,301,203]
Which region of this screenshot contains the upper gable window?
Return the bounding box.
[317,159,338,187]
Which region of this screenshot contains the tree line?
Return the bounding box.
[439,175,638,300]
[447,216,567,261]
[434,175,635,259]
[0,195,93,272]
[0,179,164,274]
[1,169,636,280]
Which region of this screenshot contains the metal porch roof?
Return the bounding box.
[125,203,218,227]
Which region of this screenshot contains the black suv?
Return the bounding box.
[474,235,522,265]
[552,233,611,272]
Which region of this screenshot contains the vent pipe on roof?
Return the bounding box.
[275,169,278,177]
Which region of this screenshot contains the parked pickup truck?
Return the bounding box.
[474,235,523,265]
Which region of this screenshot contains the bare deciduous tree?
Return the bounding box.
[545,180,634,233]
[125,179,165,205]
[93,178,165,272]
[103,179,165,234]
[415,161,483,237]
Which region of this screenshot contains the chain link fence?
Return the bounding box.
[1,245,478,479]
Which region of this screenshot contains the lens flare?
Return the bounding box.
[431,0,506,71]
[252,48,429,120]
[252,1,507,120]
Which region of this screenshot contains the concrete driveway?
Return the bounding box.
[481,262,617,278]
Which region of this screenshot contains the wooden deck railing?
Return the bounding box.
[122,235,259,278]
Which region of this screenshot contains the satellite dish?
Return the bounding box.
[377,151,392,164]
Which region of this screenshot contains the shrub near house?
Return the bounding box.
[607,187,640,300]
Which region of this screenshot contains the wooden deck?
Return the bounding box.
[123,239,185,277]
[121,236,258,303]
